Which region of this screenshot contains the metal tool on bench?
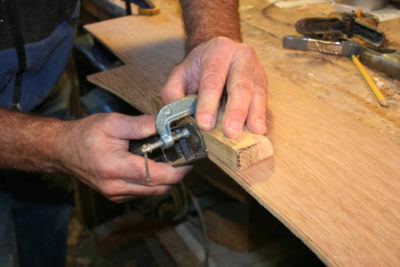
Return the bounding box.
[129,95,208,182]
[283,36,400,79]
[282,36,392,107]
[359,46,400,79]
[283,36,361,56]
[295,12,384,46]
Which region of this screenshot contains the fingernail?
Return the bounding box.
[200,114,215,129]
[228,121,242,136]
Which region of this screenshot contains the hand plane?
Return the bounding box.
[129,95,208,181]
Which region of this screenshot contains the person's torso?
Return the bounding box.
[0,0,79,111]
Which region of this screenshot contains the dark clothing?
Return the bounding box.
[0,0,78,110]
[0,1,80,266]
[0,193,72,267]
[0,0,77,50]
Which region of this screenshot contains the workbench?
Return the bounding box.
[82,0,400,265]
[150,0,400,142]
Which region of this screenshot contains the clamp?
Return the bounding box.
[130,95,208,182]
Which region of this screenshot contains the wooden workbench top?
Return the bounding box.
[84,1,400,266]
[155,0,400,144]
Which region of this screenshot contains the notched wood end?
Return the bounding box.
[235,133,274,170]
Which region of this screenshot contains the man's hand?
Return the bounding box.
[161,37,268,139]
[0,109,191,203]
[58,113,191,203]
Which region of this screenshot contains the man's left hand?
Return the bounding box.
[161,37,268,139]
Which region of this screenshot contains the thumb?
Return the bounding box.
[106,114,157,140]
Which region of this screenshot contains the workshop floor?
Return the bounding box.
[66,165,323,267]
[66,209,324,267]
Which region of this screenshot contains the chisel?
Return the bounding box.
[283,36,361,56]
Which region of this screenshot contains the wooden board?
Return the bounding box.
[84,13,400,266]
[200,114,273,170]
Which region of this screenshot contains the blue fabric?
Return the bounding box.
[0,192,72,267]
[0,15,76,111]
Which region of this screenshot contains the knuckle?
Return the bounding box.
[236,79,253,90]
[240,44,256,57]
[231,79,254,97]
[132,115,156,139]
[97,164,118,182]
[255,88,267,100]
[255,83,267,97]
[201,73,225,93]
[101,182,117,199]
[135,116,149,131]
[104,112,121,122]
[102,112,121,128]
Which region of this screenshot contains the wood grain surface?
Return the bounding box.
[84,9,400,267]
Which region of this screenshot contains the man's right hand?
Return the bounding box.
[58,113,192,203]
